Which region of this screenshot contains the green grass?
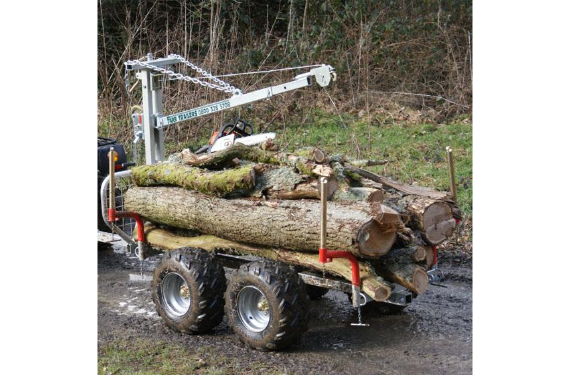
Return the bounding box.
[98,339,291,375]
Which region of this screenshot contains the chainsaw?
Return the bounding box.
[195,118,275,154]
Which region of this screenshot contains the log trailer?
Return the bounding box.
[99,53,421,351]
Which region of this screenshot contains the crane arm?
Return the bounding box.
[156,65,335,129]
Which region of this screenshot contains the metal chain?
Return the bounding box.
[124,54,242,95]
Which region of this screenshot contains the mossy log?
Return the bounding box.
[125,186,402,258]
[176,144,327,172]
[375,252,429,294]
[294,147,327,163]
[143,225,392,302]
[130,163,256,197]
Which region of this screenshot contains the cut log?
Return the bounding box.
[386,195,455,245]
[334,187,384,203]
[375,254,429,294]
[265,180,337,200]
[130,163,256,197]
[125,186,402,258]
[143,225,392,302]
[295,147,327,163]
[346,159,390,167]
[424,246,435,269]
[344,165,452,201]
[179,143,279,170]
[383,246,429,263]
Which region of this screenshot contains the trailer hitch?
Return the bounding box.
[318,177,369,327]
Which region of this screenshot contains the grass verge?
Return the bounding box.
[98,339,291,375]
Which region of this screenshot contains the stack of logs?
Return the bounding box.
[124,141,460,302]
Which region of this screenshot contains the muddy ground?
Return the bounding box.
[98,241,472,374]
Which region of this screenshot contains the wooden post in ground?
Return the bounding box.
[446,146,457,204]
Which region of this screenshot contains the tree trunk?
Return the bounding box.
[125,186,401,258]
[143,225,392,302]
[130,163,256,197]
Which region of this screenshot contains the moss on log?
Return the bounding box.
[143,225,392,302]
[130,163,256,197]
[125,186,401,258]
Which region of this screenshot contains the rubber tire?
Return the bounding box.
[152,247,226,334]
[305,285,329,301]
[225,261,310,351]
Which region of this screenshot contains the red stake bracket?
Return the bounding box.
[108,208,145,243]
[319,248,361,287]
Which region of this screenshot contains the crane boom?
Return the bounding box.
[125,53,335,164]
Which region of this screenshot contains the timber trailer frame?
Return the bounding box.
[99,53,415,351]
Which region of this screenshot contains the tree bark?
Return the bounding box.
[130,163,256,197]
[125,186,401,258]
[264,179,337,200]
[179,143,280,170]
[374,254,429,294]
[143,225,392,302]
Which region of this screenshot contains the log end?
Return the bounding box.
[371,283,391,301]
[412,245,428,262]
[357,220,396,257]
[412,267,429,294]
[424,217,456,245]
[366,189,384,204]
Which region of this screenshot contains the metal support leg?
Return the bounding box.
[139,54,165,165]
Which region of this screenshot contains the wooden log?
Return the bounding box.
[252,165,336,199]
[375,253,429,294]
[143,225,392,302]
[179,143,279,170]
[125,186,402,258]
[265,180,337,200]
[130,163,256,197]
[424,246,435,269]
[333,187,384,203]
[176,144,326,171]
[346,159,390,167]
[295,147,327,163]
[344,165,452,201]
[384,246,428,263]
[387,195,455,245]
